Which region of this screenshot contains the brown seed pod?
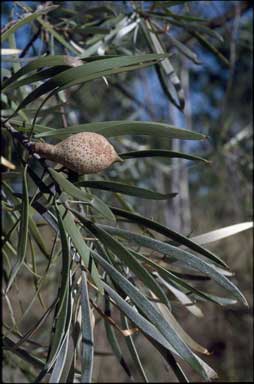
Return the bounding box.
[30,132,123,175]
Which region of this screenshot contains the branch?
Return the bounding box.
[1,120,52,177]
[2,119,37,157]
[19,25,42,58]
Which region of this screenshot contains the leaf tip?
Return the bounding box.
[242,296,249,307]
[167,192,178,199]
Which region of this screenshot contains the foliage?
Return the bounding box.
[1,1,252,382]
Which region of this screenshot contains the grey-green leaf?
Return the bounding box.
[190,222,253,245]
[77,180,177,200]
[57,205,104,295]
[120,149,209,163]
[35,120,206,141]
[10,54,169,117]
[100,225,248,306]
[6,165,29,293]
[92,253,217,381]
[80,271,94,383]
[70,210,170,307]
[1,5,59,42]
[49,168,115,222]
[110,207,228,268]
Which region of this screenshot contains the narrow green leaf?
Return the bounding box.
[2,55,120,91]
[49,330,70,383]
[109,207,228,268]
[29,212,50,259]
[8,300,56,351]
[75,26,111,35]
[104,294,133,379]
[36,207,73,382]
[147,337,189,382]
[35,120,206,141]
[141,18,185,110]
[3,337,44,369]
[80,271,94,383]
[11,54,168,116]
[167,34,201,64]
[1,217,20,248]
[6,165,29,293]
[85,5,116,16]
[9,119,56,136]
[91,196,116,223]
[157,276,203,317]
[59,329,75,383]
[70,209,170,307]
[37,18,78,54]
[29,234,45,308]
[46,207,71,366]
[121,314,149,382]
[190,222,253,245]
[101,281,178,354]
[4,66,70,91]
[165,10,207,22]
[150,290,208,354]
[57,205,104,295]
[190,292,237,306]
[152,1,188,9]
[2,55,80,90]
[192,31,229,67]
[49,168,115,222]
[128,248,219,306]
[120,149,209,163]
[164,15,224,42]
[100,225,248,306]
[1,5,59,42]
[48,169,93,201]
[77,180,177,200]
[92,254,217,381]
[27,166,53,195]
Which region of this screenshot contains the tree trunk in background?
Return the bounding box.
[165,60,191,234]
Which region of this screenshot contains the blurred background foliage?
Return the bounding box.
[1,1,253,382]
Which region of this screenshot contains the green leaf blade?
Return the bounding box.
[110,207,228,268]
[6,165,29,292]
[77,180,177,200]
[120,149,209,163]
[100,224,248,306]
[80,271,94,383]
[35,121,207,141]
[70,210,170,307]
[49,168,115,223]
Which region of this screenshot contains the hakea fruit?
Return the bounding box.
[30,132,123,175]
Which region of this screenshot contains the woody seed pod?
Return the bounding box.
[31,132,123,175]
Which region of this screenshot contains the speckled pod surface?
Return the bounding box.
[31,132,123,175]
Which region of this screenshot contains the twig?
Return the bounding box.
[19,25,42,58]
[2,119,38,158]
[55,94,68,128]
[1,120,56,187]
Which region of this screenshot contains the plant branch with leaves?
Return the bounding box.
[1,1,252,383]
